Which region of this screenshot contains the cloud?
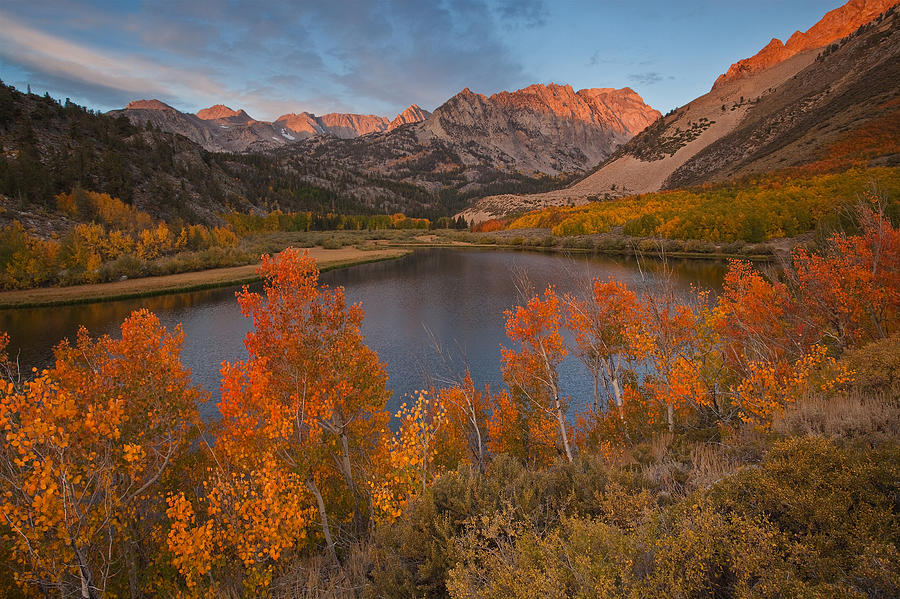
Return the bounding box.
[588,51,619,67]
[318,0,530,111]
[0,1,532,119]
[589,52,657,69]
[628,71,674,86]
[0,11,232,108]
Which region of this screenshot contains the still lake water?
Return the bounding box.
[0,248,727,420]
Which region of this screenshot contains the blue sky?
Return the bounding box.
[0,1,845,120]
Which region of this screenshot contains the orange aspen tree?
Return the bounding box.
[0,310,202,598]
[370,391,447,522]
[485,388,530,460]
[640,278,706,432]
[171,248,391,589]
[566,278,653,419]
[501,286,574,462]
[734,344,852,427]
[712,261,819,425]
[712,251,865,427]
[714,260,804,370]
[165,456,315,594]
[792,203,899,348]
[433,372,491,471]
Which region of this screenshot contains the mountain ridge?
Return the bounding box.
[111,101,433,152]
[112,83,659,205]
[274,84,659,208]
[459,0,900,223]
[713,0,896,88]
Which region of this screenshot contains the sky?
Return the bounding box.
[0,0,847,120]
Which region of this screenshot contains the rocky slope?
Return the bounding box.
[460,0,900,223]
[389,104,432,130]
[421,84,659,174]
[110,103,431,152]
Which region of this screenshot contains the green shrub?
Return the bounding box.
[843,333,900,395]
[443,437,900,599]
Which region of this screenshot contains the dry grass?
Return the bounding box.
[270,542,373,599]
[842,334,900,395]
[775,390,900,442]
[686,443,739,491]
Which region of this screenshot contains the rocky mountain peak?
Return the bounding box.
[273,112,324,136]
[196,104,253,122]
[125,99,176,112]
[441,83,661,136]
[318,113,391,138]
[713,0,896,89]
[388,104,432,130]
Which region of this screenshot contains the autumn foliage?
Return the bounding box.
[496,287,574,464]
[0,202,897,597]
[0,310,202,597]
[491,202,898,459]
[508,167,900,242]
[0,189,240,289]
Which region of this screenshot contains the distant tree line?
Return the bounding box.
[224,209,468,235]
[510,167,900,243]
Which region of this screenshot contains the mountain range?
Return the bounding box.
[114,83,660,182]
[2,0,897,227]
[283,84,660,201]
[111,101,433,153]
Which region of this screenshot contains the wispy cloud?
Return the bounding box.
[0,10,246,110]
[628,71,674,86]
[0,0,532,119]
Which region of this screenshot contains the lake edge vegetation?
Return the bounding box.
[0,196,896,598]
[3,166,897,292]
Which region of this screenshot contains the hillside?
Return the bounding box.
[0,84,462,226]
[461,0,900,222]
[713,0,897,88]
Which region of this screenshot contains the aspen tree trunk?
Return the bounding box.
[307,479,338,564]
[339,431,356,495]
[610,377,625,421]
[540,342,572,462]
[71,543,98,599]
[340,430,368,535]
[554,394,573,463]
[603,359,625,420]
[472,414,485,470]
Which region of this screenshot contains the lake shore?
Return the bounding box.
[0,225,783,309]
[0,247,409,309]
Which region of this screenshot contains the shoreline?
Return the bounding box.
[0,238,775,310]
[0,248,409,309]
[385,241,778,262]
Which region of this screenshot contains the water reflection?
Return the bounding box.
[0,248,726,420]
